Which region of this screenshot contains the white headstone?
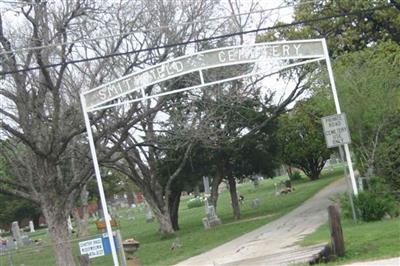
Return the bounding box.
[11,221,22,247]
[203,176,212,213]
[202,176,211,195]
[145,204,154,223]
[251,198,261,209]
[29,221,35,233]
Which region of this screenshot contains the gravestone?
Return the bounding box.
[6,239,17,250]
[170,238,182,251]
[0,237,7,251]
[252,175,261,189]
[202,218,210,230]
[11,221,23,247]
[21,235,32,246]
[127,211,135,220]
[201,176,221,229]
[206,206,221,227]
[203,176,211,213]
[274,183,280,196]
[251,198,261,209]
[29,220,35,233]
[145,204,154,223]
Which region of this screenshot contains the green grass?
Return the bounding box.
[121,168,343,265]
[301,218,400,265]
[0,168,343,266]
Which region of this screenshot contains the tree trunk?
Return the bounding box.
[153,208,175,236]
[142,188,175,236]
[303,161,323,181]
[33,213,41,228]
[169,189,182,231]
[286,165,293,177]
[42,201,76,266]
[74,186,89,237]
[210,162,224,209]
[309,172,320,181]
[227,175,240,220]
[73,207,89,238]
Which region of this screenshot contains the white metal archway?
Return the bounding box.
[80,38,358,266]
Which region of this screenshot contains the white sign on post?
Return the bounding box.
[79,238,105,259]
[321,113,351,148]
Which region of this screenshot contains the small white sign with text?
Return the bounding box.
[321,113,351,148]
[79,238,104,259]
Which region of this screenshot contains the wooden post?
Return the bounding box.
[328,205,345,257]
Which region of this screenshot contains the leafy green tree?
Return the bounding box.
[0,194,41,229]
[260,0,400,56]
[276,93,334,180]
[0,158,41,229]
[375,112,400,193]
[259,1,400,183]
[335,42,400,175]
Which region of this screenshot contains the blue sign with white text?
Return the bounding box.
[101,234,118,255]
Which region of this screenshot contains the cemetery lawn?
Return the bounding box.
[125,168,344,265]
[1,168,343,266]
[301,218,400,265]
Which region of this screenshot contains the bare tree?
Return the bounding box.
[0,0,155,264]
[95,0,217,235]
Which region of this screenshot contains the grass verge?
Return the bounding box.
[301,218,400,265]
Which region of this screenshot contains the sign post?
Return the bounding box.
[322,39,358,196]
[321,113,358,195]
[322,113,358,221]
[80,95,120,266]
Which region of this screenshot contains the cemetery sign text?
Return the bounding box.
[83,40,324,109]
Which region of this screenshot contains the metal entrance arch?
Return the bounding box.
[80,38,358,266]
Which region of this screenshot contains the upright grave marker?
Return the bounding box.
[11,221,22,247]
[202,176,221,228]
[29,220,35,233]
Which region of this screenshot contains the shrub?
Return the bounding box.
[353,191,397,221]
[187,197,204,209]
[289,171,302,181]
[339,193,355,219]
[340,177,398,221]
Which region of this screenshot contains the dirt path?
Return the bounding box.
[175,178,347,266]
